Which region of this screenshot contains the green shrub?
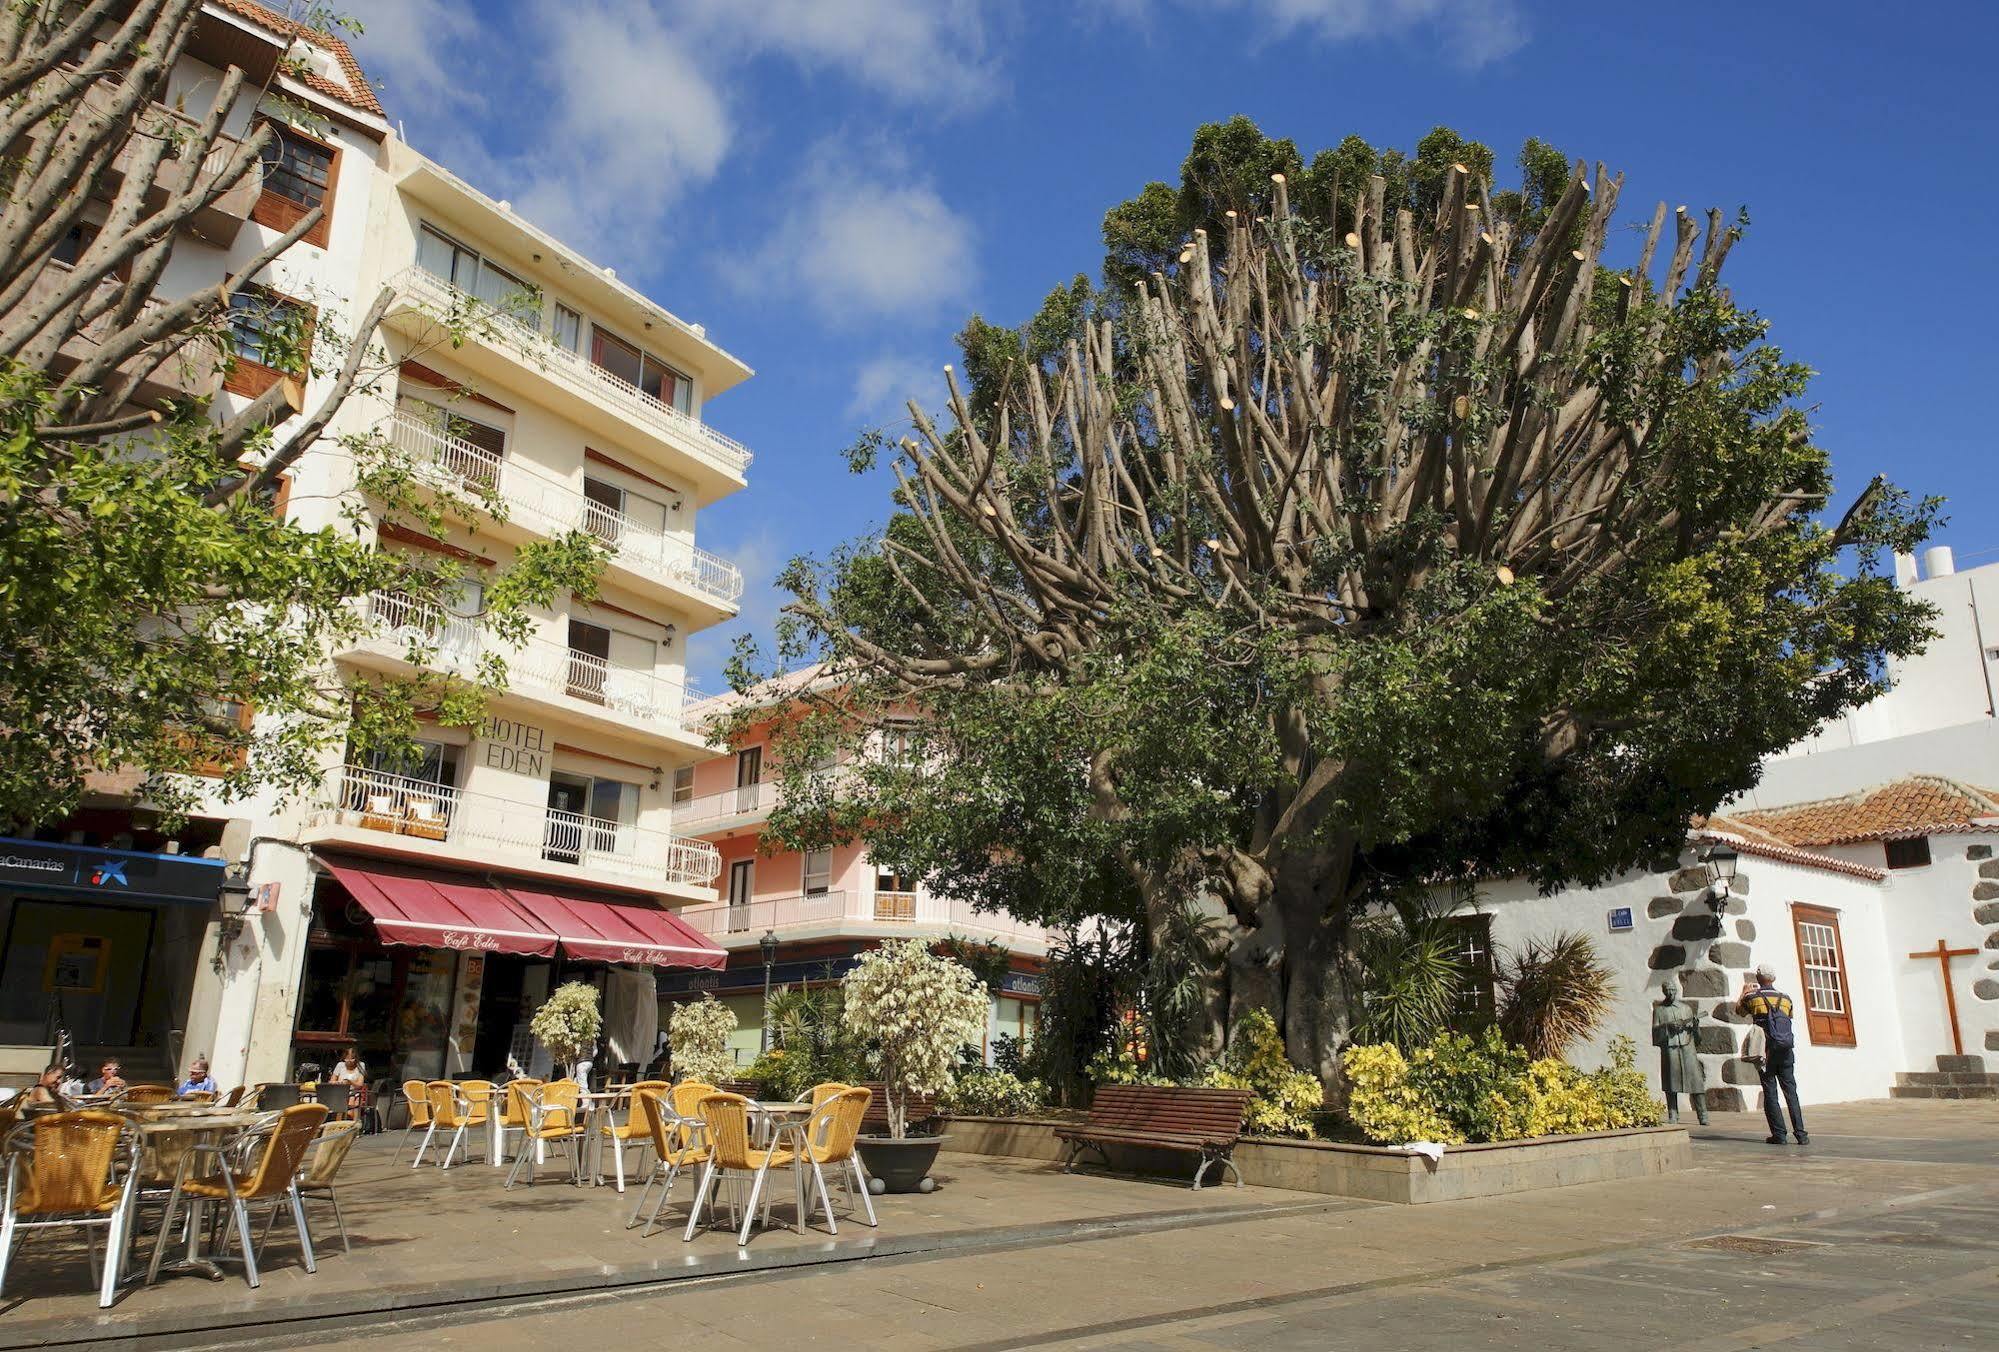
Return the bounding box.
[1201,1009,1323,1138]
[1341,1028,1661,1145]
[942,1069,1047,1117]
[1085,1043,1172,1087]
[743,1049,816,1103]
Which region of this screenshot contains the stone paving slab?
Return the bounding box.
[0,1135,1338,1348]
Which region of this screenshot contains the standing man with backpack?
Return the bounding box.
[1738,963,1809,1145]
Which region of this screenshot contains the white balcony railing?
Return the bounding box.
[386,411,744,607]
[675,888,1049,947]
[313,764,721,889]
[674,779,779,828]
[355,591,692,730]
[388,266,752,480]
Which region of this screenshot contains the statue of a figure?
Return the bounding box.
[1653,979,1709,1126]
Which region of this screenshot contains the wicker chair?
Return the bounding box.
[391,1080,432,1166]
[264,1119,361,1257]
[503,1081,583,1189]
[146,1104,328,1289]
[682,1092,800,1246]
[120,1084,174,1106]
[598,1079,668,1192]
[496,1079,544,1164]
[416,1080,490,1169]
[796,1088,876,1232]
[628,1087,711,1236]
[0,1111,140,1308]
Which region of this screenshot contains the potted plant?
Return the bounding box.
[529,981,602,1081]
[842,938,989,1192]
[667,992,738,1083]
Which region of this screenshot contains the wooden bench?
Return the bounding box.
[1054,1084,1254,1189]
[859,1082,941,1137]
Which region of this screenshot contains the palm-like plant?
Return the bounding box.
[1496,932,1616,1060]
[1346,909,1466,1053]
[1144,900,1223,1082]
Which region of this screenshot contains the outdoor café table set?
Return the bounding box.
[0,1091,358,1306]
[402,1077,875,1246]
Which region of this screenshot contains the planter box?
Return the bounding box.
[939,1114,1691,1205]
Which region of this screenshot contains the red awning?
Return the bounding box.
[503,886,727,970]
[319,857,558,957]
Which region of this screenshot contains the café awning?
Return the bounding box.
[503,886,727,970]
[318,856,557,958]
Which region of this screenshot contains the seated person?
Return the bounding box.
[177,1057,218,1097]
[326,1046,367,1086]
[86,1058,125,1095]
[20,1063,66,1110]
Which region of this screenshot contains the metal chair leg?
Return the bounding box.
[503,1134,536,1189]
[288,1186,317,1274]
[737,1160,772,1246]
[681,1161,719,1241]
[849,1158,878,1226]
[230,1197,260,1289]
[0,1205,19,1297]
[145,1186,183,1286]
[410,1119,439,1168]
[326,1190,351,1256]
[810,1159,837,1235]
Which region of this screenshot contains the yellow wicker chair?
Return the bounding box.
[496,1078,544,1163]
[682,1092,801,1246]
[797,1087,877,1232]
[263,1119,361,1257]
[146,1103,328,1290]
[628,1087,711,1236]
[392,1079,432,1166]
[178,1091,216,1105]
[0,1110,140,1308]
[798,1081,852,1111]
[598,1079,668,1192]
[120,1084,174,1106]
[417,1080,491,1169]
[503,1080,583,1189]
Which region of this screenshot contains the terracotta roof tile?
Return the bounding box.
[1695,821,1888,881]
[207,0,385,119]
[1727,776,1999,848]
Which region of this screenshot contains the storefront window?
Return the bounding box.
[297,948,351,1033]
[397,950,456,1075]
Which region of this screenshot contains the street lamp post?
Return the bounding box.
[759,930,778,1052]
[1699,843,1740,911]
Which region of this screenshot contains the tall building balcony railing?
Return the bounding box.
[386,266,753,483]
[311,764,720,891]
[386,411,744,609]
[345,591,695,734]
[675,888,1050,949]
[674,779,779,830]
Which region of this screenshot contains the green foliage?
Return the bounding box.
[1085,1042,1173,1088]
[1347,890,1473,1052]
[842,939,989,1137]
[1496,932,1617,1060]
[1201,1010,1323,1137]
[1144,901,1225,1082]
[763,980,867,1090]
[1025,926,1144,1106]
[743,1049,815,1102]
[529,982,601,1068]
[667,994,738,1085]
[941,1069,1047,1117]
[1342,1029,1662,1145]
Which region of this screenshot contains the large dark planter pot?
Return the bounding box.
[856,1134,948,1194]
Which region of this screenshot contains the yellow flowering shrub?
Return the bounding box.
[1341,1041,1462,1145]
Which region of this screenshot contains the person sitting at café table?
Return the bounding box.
[177,1057,218,1097]
[20,1063,66,1110]
[327,1046,367,1087]
[86,1058,125,1095]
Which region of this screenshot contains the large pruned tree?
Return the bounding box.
[0,0,605,828]
[744,119,1941,1080]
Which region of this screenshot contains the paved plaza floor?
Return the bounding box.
[3,1101,1995,1349]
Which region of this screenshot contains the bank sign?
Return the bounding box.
[0,838,225,905]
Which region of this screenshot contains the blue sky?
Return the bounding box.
[343,0,1997,690]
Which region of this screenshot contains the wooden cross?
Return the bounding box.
[1908,940,1980,1056]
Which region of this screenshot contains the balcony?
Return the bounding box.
[386,410,743,615]
[28,66,258,247]
[338,591,701,750]
[309,764,720,896]
[676,889,1051,952]
[674,780,778,833]
[384,266,752,501]
[28,265,221,406]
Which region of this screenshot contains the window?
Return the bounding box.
[223,287,310,398]
[1885,836,1932,870]
[552,304,582,351]
[589,327,692,413]
[397,395,504,489]
[416,225,540,325]
[253,122,338,248]
[1445,914,1496,1026]
[802,848,832,896]
[874,866,914,920]
[185,697,254,776]
[361,739,459,790]
[1791,905,1857,1046]
[671,766,695,804]
[581,475,669,547]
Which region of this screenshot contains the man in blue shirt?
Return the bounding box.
[1737,965,1809,1145]
[177,1057,218,1098]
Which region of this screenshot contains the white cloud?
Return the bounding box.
[848,354,946,423]
[1120,0,1526,66]
[674,0,1006,110]
[340,0,483,117]
[734,147,977,323]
